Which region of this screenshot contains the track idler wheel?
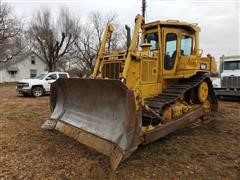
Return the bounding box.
[198,81,209,103]
[191,81,209,104]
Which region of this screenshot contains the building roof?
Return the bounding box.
[0,51,46,70]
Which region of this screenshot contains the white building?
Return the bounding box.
[0,52,48,83]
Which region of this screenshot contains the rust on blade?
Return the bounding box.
[55,121,117,156]
[110,147,124,171]
[50,79,141,152]
[47,78,143,170]
[55,121,128,170]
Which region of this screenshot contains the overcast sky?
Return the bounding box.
[3,0,240,60]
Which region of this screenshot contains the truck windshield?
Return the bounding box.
[34,74,47,80]
[224,61,240,70]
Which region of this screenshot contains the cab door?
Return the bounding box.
[162,28,180,77]
[140,30,161,97]
[141,31,159,85]
[177,33,194,71]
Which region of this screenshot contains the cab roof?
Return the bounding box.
[224,59,240,62]
[142,20,201,32]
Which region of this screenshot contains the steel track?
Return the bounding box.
[144,73,218,119]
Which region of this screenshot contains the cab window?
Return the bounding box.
[46,74,57,80]
[59,73,68,78]
[181,35,193,55]
[144,33,159,50]
[164,33,177,70]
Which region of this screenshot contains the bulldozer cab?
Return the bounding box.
[92,17,202,85]
[97,22,200,82]
[142,21,199,78]
[135,20,201,98]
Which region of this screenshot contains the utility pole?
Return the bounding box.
[0,0,3,31]
[142,0,146,18]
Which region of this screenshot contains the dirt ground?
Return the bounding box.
[0,83,239,179]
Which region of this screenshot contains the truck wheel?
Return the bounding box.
[32,86,44,97]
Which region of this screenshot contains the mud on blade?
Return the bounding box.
[49,78,141,169]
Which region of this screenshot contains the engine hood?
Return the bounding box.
[18,78,44,84]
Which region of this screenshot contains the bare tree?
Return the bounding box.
[0,2,25,61]
[74,11,125,75]
[28,7,80,72]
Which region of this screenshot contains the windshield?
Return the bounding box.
[34,74,47,80]
[224,61,240,70]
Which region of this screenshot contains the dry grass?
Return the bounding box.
[0,83,240,179]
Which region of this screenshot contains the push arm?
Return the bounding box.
[92,24,114,78]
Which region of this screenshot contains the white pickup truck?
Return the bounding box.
[212,55,240,97]
[16,72,70,97]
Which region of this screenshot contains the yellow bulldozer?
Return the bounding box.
[42,14,218,170]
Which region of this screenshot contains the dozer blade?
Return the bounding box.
[48,78,141,170]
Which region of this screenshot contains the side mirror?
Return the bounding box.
[220,55,224,74]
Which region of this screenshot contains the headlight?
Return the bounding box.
[200,63,207,70]
[17,82,29,87]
